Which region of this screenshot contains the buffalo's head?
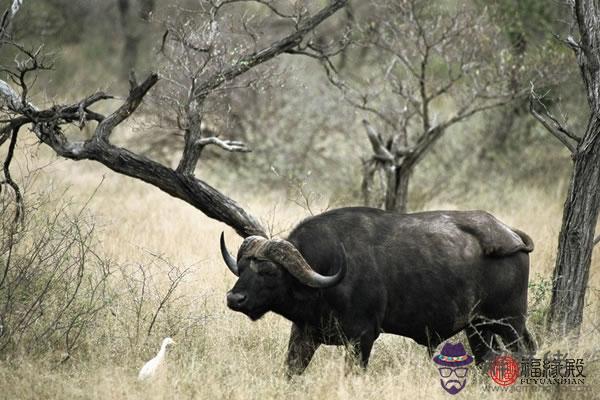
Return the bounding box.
[220,233,346,320]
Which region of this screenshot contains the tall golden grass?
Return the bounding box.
[0,145,598,400]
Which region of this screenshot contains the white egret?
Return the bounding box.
[138,337,176,381]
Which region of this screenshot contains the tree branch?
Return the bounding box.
[322,65,398,129]
[1,1,348,238]
[2,73,266,238]
[213,0,297,21]
[362,120,393,162]
[1,126,23,223]
[0,78,28,111]
[192,0,348,100]
[439,98,514,132]
[529,83,579,154]
[197,137,251,153]
[95,74,158,142]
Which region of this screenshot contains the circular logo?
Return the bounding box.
[488,355,520,386]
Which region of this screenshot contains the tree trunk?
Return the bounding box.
[548,115,600,336]
[118,0,151,82]
[544,0,600,336]
[492,32,526,150]
[384,165,410,213]
[361,160,377,207]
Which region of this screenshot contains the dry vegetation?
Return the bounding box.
[1,1,600,399]
[0,140,598,400]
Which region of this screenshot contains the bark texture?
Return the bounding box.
[531,0,600,335]
[549,116,600,335]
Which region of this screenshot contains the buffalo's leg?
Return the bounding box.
[424,326,442,358]
[492,317,534,356]
[521,327,537,354]
[358,334,376,367]
[465,325,500,364]
[344,329,378,371]
[286,324,320,377]
[344,340,360,372]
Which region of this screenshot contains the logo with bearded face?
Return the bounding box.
[433,342,474,395]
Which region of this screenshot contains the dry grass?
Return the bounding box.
[0,147,599,400]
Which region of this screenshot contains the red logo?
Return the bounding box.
[488,355,520,386]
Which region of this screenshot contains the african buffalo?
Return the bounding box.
[220,207,536,375]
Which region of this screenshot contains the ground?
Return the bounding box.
[0,147,598,400]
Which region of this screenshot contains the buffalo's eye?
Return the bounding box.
[237,263,247,274]
[258,268,278,277]
[254,260,278,277]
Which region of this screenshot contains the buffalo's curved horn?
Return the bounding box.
[262,239,347,288]
[220,232,239,276]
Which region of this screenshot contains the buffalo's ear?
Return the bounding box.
[220,232,239,276]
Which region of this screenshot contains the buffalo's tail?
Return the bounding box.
[513,228,534,253]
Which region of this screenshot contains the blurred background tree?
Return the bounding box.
[320,0,519,212]
[0,0,586,228]
[475,0,568,154]
[0,0,580,208]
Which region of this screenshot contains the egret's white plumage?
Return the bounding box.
[138,337,175,381]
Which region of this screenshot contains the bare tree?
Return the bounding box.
[530,0,600,336]
[318,0,516,212]
[0,0,348,238]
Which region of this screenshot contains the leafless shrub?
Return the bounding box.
[0,198,210,363]
[0,186,112,358]
[271,167,329,217]
[0,169,204,361]
[109,254,194,350]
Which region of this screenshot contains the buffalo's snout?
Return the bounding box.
[227,291,247,309]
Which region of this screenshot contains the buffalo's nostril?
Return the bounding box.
[227,292,247,308]
[234,293,247,305]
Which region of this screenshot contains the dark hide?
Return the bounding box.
[224,207,536,375]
